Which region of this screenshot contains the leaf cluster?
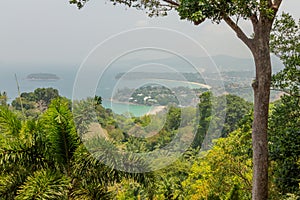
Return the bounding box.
[271,13,300,97]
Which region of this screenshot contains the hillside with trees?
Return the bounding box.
[70,0,287,199]
[0,5,299,200]
[0,83,299,199]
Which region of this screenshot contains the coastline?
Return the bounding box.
[105,99,142,106]
[146,106,166,115]
[103,99,166,116]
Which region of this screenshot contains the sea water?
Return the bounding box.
[0,66,153,117]
[1,65,204,117]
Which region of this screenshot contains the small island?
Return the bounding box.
[26,73,60,81]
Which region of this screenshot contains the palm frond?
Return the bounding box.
[41,98,79,174]
[0,120,47,172]
[0,168,28,199]
[72,141,155,197]
[16,169,71,200]
[0,106,21,136]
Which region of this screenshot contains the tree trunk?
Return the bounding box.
[251,23,272,200]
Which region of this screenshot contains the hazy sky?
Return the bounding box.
[0,0,299,67]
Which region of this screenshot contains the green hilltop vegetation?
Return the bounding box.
[115,71,282,103]
[113,85,207,106]
[0,82,299,199]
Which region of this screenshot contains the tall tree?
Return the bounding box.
[70,0,283,199]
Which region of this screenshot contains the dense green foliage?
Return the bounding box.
[194,92,252,149]
[184,114,253,199]
[271,13,300,97]
[269,13,300,197]
[269,95,300,196]
[0,83,299,199]
[11,88,60,118]
[0,89,251,199]
[0,97,153,199]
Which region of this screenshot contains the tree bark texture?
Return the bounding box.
[250,18,273,200]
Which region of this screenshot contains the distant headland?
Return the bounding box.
[26,73,60,81]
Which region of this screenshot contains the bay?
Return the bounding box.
[1,66,202,117]
[102,100,154,117]
[0,67,159,117]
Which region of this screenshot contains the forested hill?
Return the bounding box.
[0,13,298,200]
[0,85,299,199]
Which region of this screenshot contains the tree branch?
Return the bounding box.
[272,0,282,11]
[162,0,179,7]
[268,0,273,7]
[250,13,258,26]
[250,13,259,34]
[222,15,254,51]
[271,88,300,98]
[270,0,282,19]
[259,0,282,33]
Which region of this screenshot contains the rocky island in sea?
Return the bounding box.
[26,73,60,81]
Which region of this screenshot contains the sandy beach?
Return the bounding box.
[146,106,166,115]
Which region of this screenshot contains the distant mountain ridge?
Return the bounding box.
[111,54,283,73]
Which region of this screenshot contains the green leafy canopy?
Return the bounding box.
[70,0,278,25]
[271,13,300,97]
